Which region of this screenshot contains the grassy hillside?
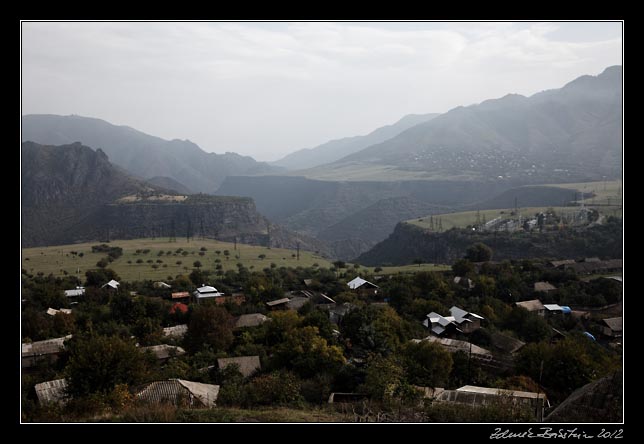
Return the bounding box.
[547,179,623,206]
[21,238,448,282]
[22,238,333,282]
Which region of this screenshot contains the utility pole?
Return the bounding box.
[296,241,300,261]
[234,236,237,251]
[535,360,544,421]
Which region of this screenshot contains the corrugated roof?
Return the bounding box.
[603,317,622,332]
[64,287,85,297]
[543,304,563,311]
[136,379,219,408]
[534,282,557,292]
[22,335,72,357]
[564,259,623,274]
[490,331,525,354]
[235,313,269,328]
[287,296,309,310]
[34,378,68,405]
[163,324,188,338]
[171,291,190,299]
[102,279,120,289]
[516,299,545,312]
[266,298,290,307]
[347,276,379,290]
[196,285,218,293]
[457,385,547,400]
[217,356,261,378]
[142,344,186,360]
[422,336,492,356]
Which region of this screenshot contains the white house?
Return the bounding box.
[193,285,224,302]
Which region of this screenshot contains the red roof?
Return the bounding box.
[171,291,190,299]
[170,302,188,314]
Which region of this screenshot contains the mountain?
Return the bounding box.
[272,113,439,170]
[310,66,622,183]
[21,142,330,256]
[21,114,281,194]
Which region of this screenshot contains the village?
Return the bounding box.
[21,246,623,423]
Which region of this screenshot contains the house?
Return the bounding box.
[171,291,190,301]
[163,324,188,338]
[64,286,85,297]
[22,335,72,369]
[235,313,270,329]
[46,308,72,316]
[102,279,120,290]
[489,331,525,354]
[154,281,172,289]
[34,378,68,405]
[414,336,492,358]
[217,355,261,378]
[136,379,220,408]
[515,299,545,316]
[428,385,549,421]
[448,306,484,333]
[266,297,290,310]
[534,281,557,293]
[453,276,474,290]
[601,317,622,338]
[347,276,379,294]
[193,285,224,303]
[142,344,186,361]
[286,296,309,311]
[423,307,483,335]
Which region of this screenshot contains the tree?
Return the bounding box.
[65,334,151,397]
[452,259,474,277]
[184,305,234,353]
[84,269,119,287]
[402,341,453,387]
[360,355,406,402]
[193,260,202,269]
[465,242,493,262]
[413,258,424,267]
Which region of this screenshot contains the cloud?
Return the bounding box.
[21,21,622,161]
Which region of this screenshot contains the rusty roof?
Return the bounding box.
[516,299,545,312]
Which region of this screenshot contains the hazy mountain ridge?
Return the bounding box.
[21,114,281,193]
[272,113,439,170]
[330,66,622,182]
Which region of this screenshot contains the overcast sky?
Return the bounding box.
[21,21,622,162]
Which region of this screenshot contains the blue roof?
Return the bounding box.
[583,332,596,341]
[560,306,572,314]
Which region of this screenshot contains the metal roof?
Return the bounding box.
[543,304,563,311]
[347,276,379,290]
[534,282,557,292]
[163,324,188,338]
[603,317,623,332]
[64,287,85,297]
[142,344,186,360]
[34,378,68,405]
[171,291,190,299]
[457,385,547,400]
[515,299,545,312]
[490,331,525,354]
[154,282,172,289]
[217,355,261,378]
[136,379,220,408]
[421,336,492,356]
[266,297,290,306]
[102,279,120,289]
[196,285,218,293]
[22,335,72,357]
[46,307,72,316]
[235,313,269,328]
[286,296,309,310]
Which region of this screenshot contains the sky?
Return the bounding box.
[21,21,622,162]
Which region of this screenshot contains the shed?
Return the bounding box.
[171,291,190,300]
[34,378,68,405]
[266,297,290,309]
[102,279,120,290]
[347,276,379,290]
[515,299,545,316]
[235,313,270,329]
[64,287,85,297]
[601,317,622,337]
[217,355,261,378]
[136,379,219,408]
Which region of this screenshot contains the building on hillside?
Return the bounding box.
[217,356,261,378]
[64,286,85,297]
[154,281,172,289]
[22,335,72,369]
[563,259,622,275]
[423,307,483,335]
[193,286,224,303]
[163,324,188,338]
[34,378,68,405]
[489,331,525,354]
[136,379,219,408]
[101,279,120,290]
[601,317,622,338]
[515,299,545,316]
[142,344,186,362]
[448,306,484,333]
[235,313,270,329]
[171,291,190,302]
[534,281,557,293]
[347,276,379,295]
[266,297,290,310]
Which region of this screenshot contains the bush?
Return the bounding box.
[246,371,303,406]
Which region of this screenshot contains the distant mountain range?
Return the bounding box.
[302,65,622,183]
[21,114,281,194]
[272,113,439,170]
